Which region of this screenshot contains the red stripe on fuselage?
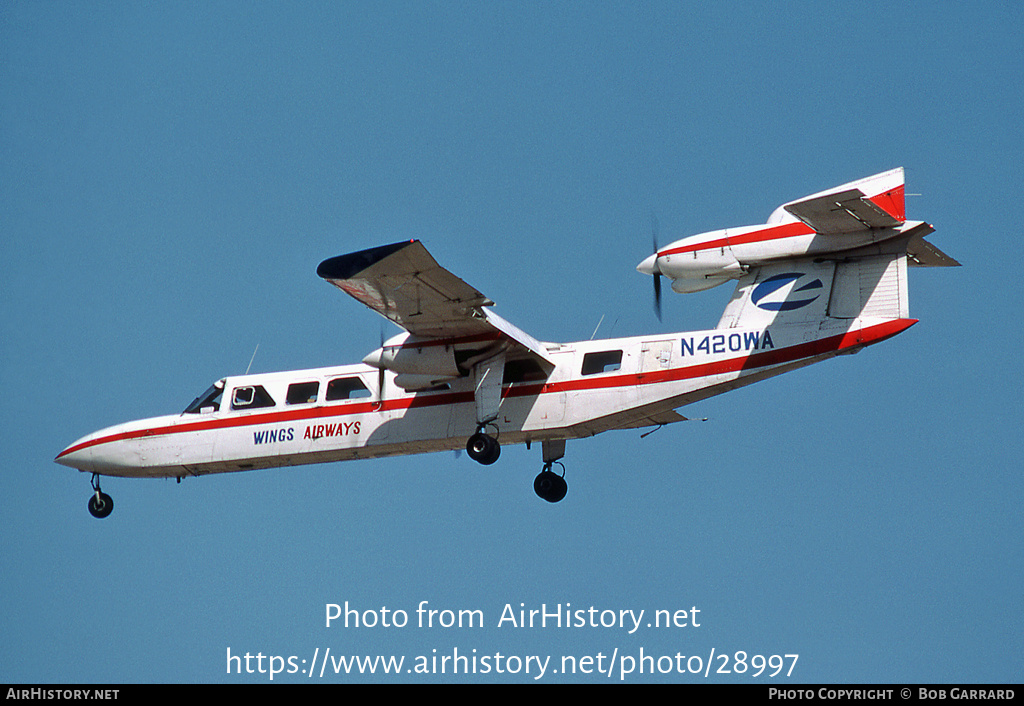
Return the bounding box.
[57,319,915,459]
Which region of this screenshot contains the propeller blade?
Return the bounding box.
[651,212,662,321]
[653,272,662,321]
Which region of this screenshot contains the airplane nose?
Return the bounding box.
[55,440,95,472]
[637,253,659,276]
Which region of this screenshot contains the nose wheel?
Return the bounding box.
[88,473,113,519]
[534,461,567,503]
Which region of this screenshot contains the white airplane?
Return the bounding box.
[57,168,956,517]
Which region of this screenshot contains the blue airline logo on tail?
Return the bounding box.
[752,273,823,311]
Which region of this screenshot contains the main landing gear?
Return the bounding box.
[466,426,501,465]
[465,431,569,503]
[534,462,567,503]
[88,473,113,519]
[534,438,567,503]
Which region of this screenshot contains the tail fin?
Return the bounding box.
[717,239,924,330]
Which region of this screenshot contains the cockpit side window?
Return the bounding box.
[183,383,223,414]
[325,377,371,401]
[286,381,320,405]
[231,385,276,410]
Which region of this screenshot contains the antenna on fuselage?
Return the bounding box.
[245,343,260,375]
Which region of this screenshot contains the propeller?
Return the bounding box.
[651,213,663,321]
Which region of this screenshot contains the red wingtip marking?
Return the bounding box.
[870,184,906,222]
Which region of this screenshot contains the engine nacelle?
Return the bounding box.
[655,230,742,280]
[670,274,736,294]
[362,338,462,378]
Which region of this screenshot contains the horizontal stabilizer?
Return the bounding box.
[907,234,961,267]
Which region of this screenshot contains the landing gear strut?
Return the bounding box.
[466,426,501,465]
[88,473,113,519]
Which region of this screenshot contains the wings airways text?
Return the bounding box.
[253,428,295,445]
[252,422,362,445]
[681,331,774,357]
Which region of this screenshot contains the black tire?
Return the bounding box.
[466,432,500,465]
[88,492,113,519]
[482,438,500,465]
[534,471,567,503]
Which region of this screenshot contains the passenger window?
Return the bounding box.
[326,377,372,401]
[231,385,276,410]
[581,350,623,376]
[286,381,319,405]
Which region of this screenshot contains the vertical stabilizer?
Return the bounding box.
[717,250,910,330]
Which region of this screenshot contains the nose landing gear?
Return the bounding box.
[88,473,113,519]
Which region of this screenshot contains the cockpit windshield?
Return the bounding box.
[183,380,224,414]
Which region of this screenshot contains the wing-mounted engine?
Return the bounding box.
[361,332,510,391]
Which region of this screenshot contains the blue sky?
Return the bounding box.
[2,1,1021,683]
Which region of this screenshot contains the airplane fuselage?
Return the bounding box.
[56,317,913,480]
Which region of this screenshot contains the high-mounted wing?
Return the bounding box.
[317,240,554,368]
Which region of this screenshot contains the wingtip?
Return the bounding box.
[317,240,418,280]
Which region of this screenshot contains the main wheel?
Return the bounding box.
[534,470,567,503]
[466,432,501,465]
[88,491,113,519]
